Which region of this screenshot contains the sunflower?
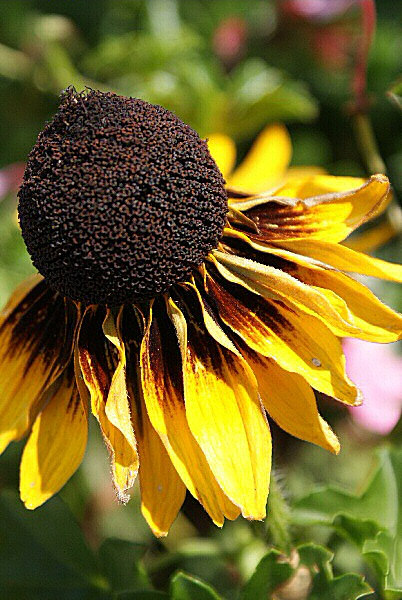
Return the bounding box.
[1,88,401,537]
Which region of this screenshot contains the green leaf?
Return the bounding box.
[293,447,402,596]
[99,538,150,593]
[170,572,222,600]
[0,490,110,599]
[240,549,294,600]
[298,544,371,600]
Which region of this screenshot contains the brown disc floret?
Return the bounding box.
[18,88,228,305]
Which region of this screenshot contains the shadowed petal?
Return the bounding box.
[123,305,186,537]
[77,306,138,502]
[0,276,79,454]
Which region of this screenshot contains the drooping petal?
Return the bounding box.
[20,362,88,509]
[205,270,360,405]
[211,249,362,338]
[122,305,186,537]
[228,124,292,193]
[140,300,240,526]
[241,174,390,242]
[274,174,368,197]
[0,277,79,454]
[344,219,397,253]
[277,238,402,282]
[244,350,339,453]
[103,309,139,479]
[207,133,236,180]
[137,400,186,537]
[220,231,402,342]
[173,289,272,519]
[76,306,138,502]
[182,281,239,355]
[284,260,402,343]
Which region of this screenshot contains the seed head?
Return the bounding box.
[18,88,228,305]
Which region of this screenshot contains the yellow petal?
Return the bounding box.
[220,231,402,341]
[274,174,367,197]
[77,306,138,502]
[174,290,271,519]
[242,174,390,242]
[0,273,42,319]
[285,165,326,180]
[181,282,240,355]
[20,364,88,509]
[205,271,360,405]
[278,238,402,282]
[228,124,292,193]
[245,352,339,453]
[211,249,361,337]
[136,396,186,537]
[207,133,236,180]
[344,219,397,253]
[103,309,139,481]
[122,305,186,537]
[284,260,402,343]
[140,301,240,526]
[0,278,79,454]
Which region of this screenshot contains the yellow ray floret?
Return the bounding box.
[20,365,88,509]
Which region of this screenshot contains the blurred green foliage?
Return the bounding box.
[0,1,401,599]
[3,447,402,598]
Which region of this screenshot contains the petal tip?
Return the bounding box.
[370,173,389,184]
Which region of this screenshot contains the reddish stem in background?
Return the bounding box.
[351,0,376,113]
[349,0,386,175]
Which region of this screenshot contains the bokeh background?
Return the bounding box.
[0,1,401,599]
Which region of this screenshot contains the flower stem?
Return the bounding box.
[267,471,292,554]
[352,112,387,175]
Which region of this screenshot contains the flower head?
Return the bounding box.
[1,89,401,536]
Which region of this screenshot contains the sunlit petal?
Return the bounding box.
[20,363,88,509]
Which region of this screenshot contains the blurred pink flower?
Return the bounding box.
[344,338,402,434]
[0,162,25,200]
[281,0,354,22]
[212,17,247,67]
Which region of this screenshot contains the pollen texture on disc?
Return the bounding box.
[18,89,228,305]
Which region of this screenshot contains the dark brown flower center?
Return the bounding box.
[18,88,227,305]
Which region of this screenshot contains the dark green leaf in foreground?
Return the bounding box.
[170,572,222,600]
[293,447,402,597]
[298,544,371,600]
[99,538,150,593]
[0,490,110,599]
[240,548,294,600]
